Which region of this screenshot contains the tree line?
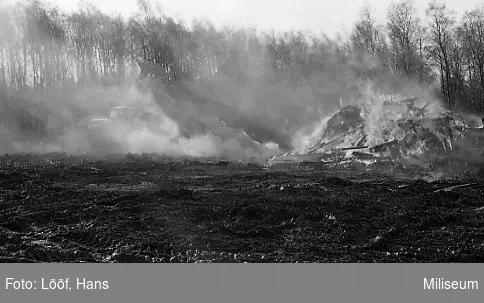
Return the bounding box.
[0,0,483,115]
[352,0,484,112]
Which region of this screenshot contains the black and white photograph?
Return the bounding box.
[0,0,483,264]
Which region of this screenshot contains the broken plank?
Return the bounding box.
[434,183,476,193]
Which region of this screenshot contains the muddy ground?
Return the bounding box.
[0,153,483,263]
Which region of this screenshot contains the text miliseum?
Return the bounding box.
[424,278,478,291]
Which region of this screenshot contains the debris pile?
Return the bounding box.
[270,97,484,179]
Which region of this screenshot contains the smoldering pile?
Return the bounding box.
[270,97,484,180]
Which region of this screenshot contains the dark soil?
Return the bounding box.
[0,153,483,263]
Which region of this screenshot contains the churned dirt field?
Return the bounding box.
[0,153,483,263]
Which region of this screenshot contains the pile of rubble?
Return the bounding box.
[270,97,484,178]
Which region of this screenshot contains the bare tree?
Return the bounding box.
[351,6,386,56]
[425,1,457,108]
[387,0,428,79]
[457,8,484,111]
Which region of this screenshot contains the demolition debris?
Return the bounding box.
[270,97,484,179]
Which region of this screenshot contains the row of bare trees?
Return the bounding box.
[0,0,483,113]
[351,0,484,112]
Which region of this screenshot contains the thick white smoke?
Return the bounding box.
[65,84,281,162]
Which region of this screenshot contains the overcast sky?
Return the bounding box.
[33,0,484,37]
